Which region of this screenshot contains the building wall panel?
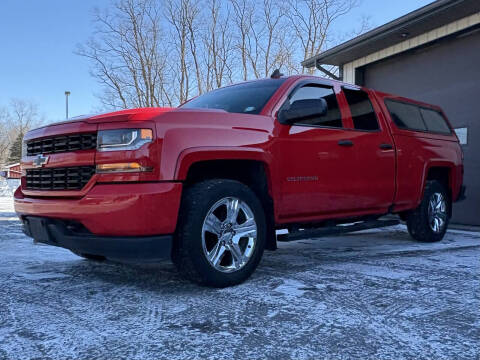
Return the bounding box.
[361,29,480,225]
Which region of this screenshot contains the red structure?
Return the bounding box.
[4,163,21,179]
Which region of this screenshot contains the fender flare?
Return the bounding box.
[174,146,273,181]
[418,161,456,205]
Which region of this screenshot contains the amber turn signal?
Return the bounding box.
[140,129,153,140]
[96,162,152,173]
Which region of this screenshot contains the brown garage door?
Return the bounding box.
[361,28,480,225]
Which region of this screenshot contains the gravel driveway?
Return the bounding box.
[0,196,478,360]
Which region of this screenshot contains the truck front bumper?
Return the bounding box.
[22,216,173,262]
[14,182,182,236]
[14,182,182,261]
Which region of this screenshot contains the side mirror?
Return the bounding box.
[279,98,328,124]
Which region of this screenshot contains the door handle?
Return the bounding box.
[338,139,354,147]
[379,143,393,150]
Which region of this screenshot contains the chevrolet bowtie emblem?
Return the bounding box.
[33,154,49,168]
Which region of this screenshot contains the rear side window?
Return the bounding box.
[420,108,451,134]
[287,85,342,128]
[343,88,379,131]
[385,100,427,131]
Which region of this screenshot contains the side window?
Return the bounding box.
[420,108,451,134]
[385,100,427,131]
[286,85,342,127]
[343,88,379,131]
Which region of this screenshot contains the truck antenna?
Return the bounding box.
[270,69,283,79]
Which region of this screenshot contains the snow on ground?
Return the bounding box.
[0,196,479,360]
[0,178,19,197]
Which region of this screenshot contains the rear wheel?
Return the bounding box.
[407,180,450,242]
[174,179,266,287]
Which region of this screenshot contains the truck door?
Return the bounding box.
[276,82,366,220]
[337,87,396,212]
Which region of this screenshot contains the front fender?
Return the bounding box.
[155,117,274,181]
[174,146,273,180]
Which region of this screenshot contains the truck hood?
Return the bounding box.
[25,107,274,141]
[87,107,273,132]
[38,107,175,127]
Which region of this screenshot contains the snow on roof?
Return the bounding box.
[3,163,20,169]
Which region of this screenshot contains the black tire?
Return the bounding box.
[406,180,450,242]
[174,179,266,287]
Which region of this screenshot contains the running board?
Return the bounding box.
[277,219,400,242]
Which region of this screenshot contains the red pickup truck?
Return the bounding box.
[15,74,465,287]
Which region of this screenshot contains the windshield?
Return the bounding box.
[181,78,286,114]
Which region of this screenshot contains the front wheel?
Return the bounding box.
[174,179,266,287]
[407,180,450,242]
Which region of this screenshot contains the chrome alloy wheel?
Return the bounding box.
[428,192,447,233]
[201,197,257,273]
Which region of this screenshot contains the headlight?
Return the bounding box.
[97,129,153,151]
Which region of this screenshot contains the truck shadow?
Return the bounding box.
[17,225,474,297]
[27,226,443,293]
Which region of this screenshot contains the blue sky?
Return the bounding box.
[0,0,433,122]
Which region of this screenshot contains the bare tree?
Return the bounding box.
[287,0,360,74]
[0,99,43,164]
[166,0,206,104]
[78,0,365,107]
[203,0,234,90]
[257,0,291,77]
[184,0,203,94]
[230,0,292,80]
[0,108,12,164]
[230,0,255,81]
[8,99,41,135]
[77,0,170,109]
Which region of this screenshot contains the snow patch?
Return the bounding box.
[321,263,413,280]
[16,272,72,281]
[274,279,307,297]
[0,178,20,197]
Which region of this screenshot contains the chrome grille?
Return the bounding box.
[26,133,97,156]
[25,166,96,191]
